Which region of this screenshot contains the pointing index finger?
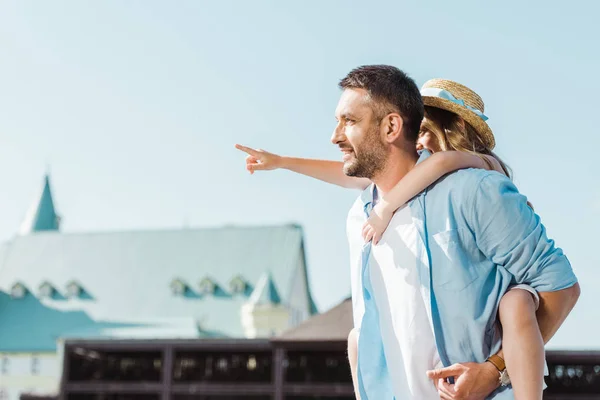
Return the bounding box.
[235,144,259,156]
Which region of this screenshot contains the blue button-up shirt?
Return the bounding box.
[356,151,578,399]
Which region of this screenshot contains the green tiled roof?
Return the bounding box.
[0,224,316,351]
[0,291,137,352]
[59,318,225,341]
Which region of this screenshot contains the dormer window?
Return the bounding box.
[10,282,27,299]
[199,277,216,295]
[38,281,55,298]
[66,281,82,298]
[170,279,188,296]
[229,275,247,294]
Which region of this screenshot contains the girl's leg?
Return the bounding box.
[347,328,361,400]
[499,288,544,400]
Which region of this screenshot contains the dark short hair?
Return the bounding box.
[339,65,424,143]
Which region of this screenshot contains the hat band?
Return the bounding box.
[420,87,489,122]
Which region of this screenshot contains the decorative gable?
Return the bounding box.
[198,277,216,295]
[10,282,27,299]
[229,275,247,294]
[241,272,288,338]
[248,272,281,305]
[170,278,188,296]
[38,281,56,298]
[65,280,82,298]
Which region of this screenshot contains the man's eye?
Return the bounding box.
[345,119,355,125]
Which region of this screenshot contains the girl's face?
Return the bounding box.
[416,130,442,153]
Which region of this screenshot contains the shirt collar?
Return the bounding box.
[361,150,432,211]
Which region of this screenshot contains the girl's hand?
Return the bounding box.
[362,204,394,245]
[235,144,283,174]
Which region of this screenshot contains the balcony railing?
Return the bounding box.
[58,340,600,400]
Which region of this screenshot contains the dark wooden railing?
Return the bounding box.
[56,340,600,400]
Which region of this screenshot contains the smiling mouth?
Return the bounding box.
[341,150,353,161]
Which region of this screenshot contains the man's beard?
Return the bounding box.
[343,126,389,179]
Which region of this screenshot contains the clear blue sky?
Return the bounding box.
[0,0,598,348]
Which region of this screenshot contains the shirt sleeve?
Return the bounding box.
[468,173,577,292]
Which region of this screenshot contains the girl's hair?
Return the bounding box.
[421,106,512,179]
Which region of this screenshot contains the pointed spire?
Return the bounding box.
[19,174,60,235]
[248,272,281,305]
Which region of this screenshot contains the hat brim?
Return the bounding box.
[422,96,496,150]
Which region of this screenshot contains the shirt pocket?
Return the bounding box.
[431,228,480,291]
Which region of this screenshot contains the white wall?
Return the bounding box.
[0,353,59,400]
[287,250,312,324]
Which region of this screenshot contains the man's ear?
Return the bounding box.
[381,113,404,143]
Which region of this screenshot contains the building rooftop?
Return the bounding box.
[0,224,316,351]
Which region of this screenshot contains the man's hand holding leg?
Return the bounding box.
[427,362,500,400]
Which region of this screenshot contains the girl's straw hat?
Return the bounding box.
[421,78,495,150]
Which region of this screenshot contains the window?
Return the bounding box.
[173,350,272,383]
[1,357,8,375]
[66,281,82,298]
[67,349,162,382]
[198,277,216,295]
[229,275,247,294]
[285,351,352,383]
[10,283,27,299]
[31,355,40,375]
[170,279,187,296]
[38,281,55,298]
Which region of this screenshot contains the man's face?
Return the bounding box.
[331,89,389,179]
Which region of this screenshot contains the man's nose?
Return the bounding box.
[331,122,344,145]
